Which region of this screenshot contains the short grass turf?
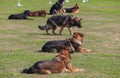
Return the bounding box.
[0,0,120,78]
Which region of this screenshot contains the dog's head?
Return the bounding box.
[59,46,71,60]
[58,0,64,4]
[23,10,31,16]
[73,32,84,41]
[74,3,80,9]
[70,16,82,28]
[72,3,80,13]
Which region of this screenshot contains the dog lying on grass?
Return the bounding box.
[40,32,92,53]
[8,10,31,19]
[23,46,84,74]
[39,15,82,35]
[63,3,80,14]
[28,10,47,17]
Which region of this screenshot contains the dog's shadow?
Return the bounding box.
[27,33,65,36]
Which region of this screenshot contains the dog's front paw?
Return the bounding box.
[75,68,84,72]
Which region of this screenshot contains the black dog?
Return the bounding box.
[49,0,64,14]
[39,15,82,35]
[8,10,31,19]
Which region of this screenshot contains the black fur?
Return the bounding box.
[8,10,31,19]
[49,0,64,14]
[41,40,74,53]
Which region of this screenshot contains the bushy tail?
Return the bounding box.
[22,66,37,74]
[38,25,46,30]
[22,68,34,74]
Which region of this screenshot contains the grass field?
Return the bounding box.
[0,0,120,78]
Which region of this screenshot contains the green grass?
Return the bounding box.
[0,0,120,78]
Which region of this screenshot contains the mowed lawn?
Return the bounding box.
[0,0,120,78]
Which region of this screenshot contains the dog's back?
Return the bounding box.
[23,55,66,74]
[8,13,25,19]
[41,40,65,52]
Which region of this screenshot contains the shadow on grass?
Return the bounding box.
[27,33,64,36]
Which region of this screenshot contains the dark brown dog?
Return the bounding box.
[29,10,47,17]
[40,32,92,53]
[38,15,82,35]
[63,3,80,14]
[23,47,83,74]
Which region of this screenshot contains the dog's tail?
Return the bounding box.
[22,68,32,74]
[22,65,38,74]
[8,15,13,19]
[38,25,46,30]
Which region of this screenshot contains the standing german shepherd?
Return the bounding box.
[23,46,84,74]
[38,15,82,35]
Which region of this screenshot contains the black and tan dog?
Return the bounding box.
[38,15,82,35]
[40,32,92,53]
[23,46,83,74]
[63,3,80,14]
[8,10,31,19]
[28,10,47,17]
[49,0,64,15]
[40,40,75,53]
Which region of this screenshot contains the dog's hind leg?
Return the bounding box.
[39,70,51,74]
[52,28,57,35]
[59,26,64,35]
[68,27,72,35]
[46,29,50,35]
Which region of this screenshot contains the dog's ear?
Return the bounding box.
[73,32,84,37]
[79,32,84,37]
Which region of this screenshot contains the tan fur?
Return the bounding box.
[23,47,83,74]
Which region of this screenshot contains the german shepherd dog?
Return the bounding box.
[38,15,82,35]
[8,10,31,19]
[49,0,64,14]
[23,46,84,74]
[63,3,80,14]
[40,32,92,53]
[28,10,47,17]
[40,40,75,53]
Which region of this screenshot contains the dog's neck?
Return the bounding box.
[70,38,82,46]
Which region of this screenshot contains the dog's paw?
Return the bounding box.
[75,68,84,72]
[80,49,93,53]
